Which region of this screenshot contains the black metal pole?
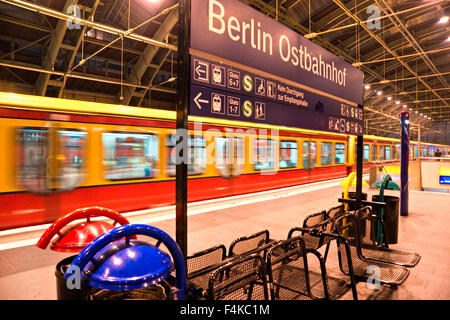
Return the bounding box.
[176,0,190,257]
[355,105,364,210]
[400,111,409,216]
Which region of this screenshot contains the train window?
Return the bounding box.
[415,147,418,158]
[335,143,346,164]
[379,145,385,160]
[57,130,87,190]
[253,139,275,170]
[395,145,400,159]
[385,146,391,160]
[166,135,206,176]
[371,144,377,162]
[363,145,370,162]
[321,142,333,165]
[428,148,434,157]
[17,128,49,193]
[303,141,316,169]
[215,137,245,176]
[102,132,159,180]
[279,141,298,169]
[421,148,427,157]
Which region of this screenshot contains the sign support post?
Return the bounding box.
[356,106,364,209]
[176,0,190,258]
[400,111,409,216]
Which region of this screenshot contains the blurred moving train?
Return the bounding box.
[1,92,449,230]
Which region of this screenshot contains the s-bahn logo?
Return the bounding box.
[242,74,253,93]
[242,100,253,118]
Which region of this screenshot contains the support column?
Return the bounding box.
[400,111,409,216]
[355,104,364,210]
[176,0,190,258]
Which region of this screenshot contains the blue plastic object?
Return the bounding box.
[65,224,186,299]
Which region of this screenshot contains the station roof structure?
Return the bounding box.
[0,0,449,143]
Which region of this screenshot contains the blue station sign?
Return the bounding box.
[190,56,363,135]
[189,0,365,135]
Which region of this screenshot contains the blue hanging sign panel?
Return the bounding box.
[189,0,364,135]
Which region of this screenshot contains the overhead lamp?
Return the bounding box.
[415,110,418,114]
[447,36,450,41]
[377,91,383,96]
[387,96,392,101]
[396,100,400,105]
[439,16,449,24]
[305,33,318,39]
[403,104,407,108]
[420,113,423,116]
[365,84,371,89]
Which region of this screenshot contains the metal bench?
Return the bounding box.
[334,208,410,287]
[266,236,314,300]
[186,244,227,296]
[208,254,269,300]
[353,206,421,268]
[228,229,270,258]
[289,205,358,300]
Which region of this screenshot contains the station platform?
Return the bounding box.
[0,178,448,300]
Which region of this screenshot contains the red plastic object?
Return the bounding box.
[36,206,132,252]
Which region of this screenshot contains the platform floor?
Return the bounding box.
[0,180,448,300]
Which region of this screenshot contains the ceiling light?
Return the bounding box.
[403,104,407,108]
[396,100,400,105]
[420,113,423,116]
[365,85,371,89]
[377,91,383,96]
[439,16,449,24]
[387,96,392,101]
[415,111,418,114]
[447,36,450,41]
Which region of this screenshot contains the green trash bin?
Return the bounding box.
[371,195,399,244]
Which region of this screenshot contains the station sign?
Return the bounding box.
[190,56,363,135]
[189,0,364,135]
[191,0,364,106]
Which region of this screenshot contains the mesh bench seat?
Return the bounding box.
[208,254,268,300]
[334,208,411,287]
[360,246,420,267]
[186,244,227,296]
[353,208,421,268]
[228,229,270,258]
[338,244,410,286]
[267,237,314,300]
[288,205,357,300]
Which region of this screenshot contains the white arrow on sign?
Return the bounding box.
[195,64,206,77]
[194,92,209,109]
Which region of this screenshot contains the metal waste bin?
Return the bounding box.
[371,195,399,244]
[36,206,132,300]
[65,224,187,300]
